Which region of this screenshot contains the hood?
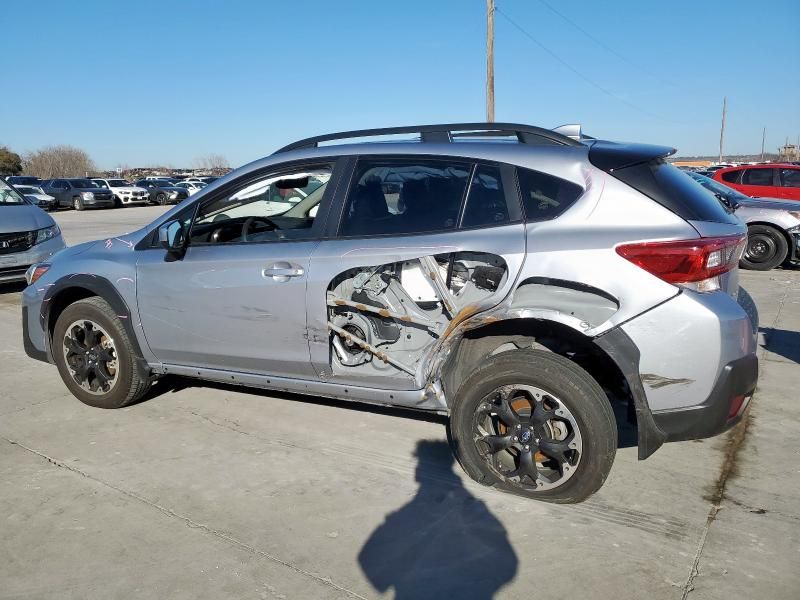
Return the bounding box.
[0,204,56,232]
[737,197,800,212]
[76,187,112,194]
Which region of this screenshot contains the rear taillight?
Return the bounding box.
[616,235,746,288]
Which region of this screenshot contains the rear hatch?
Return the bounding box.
[589,140,745,296]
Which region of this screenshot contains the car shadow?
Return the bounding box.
[358,439,518,599]
[135,375,448,424]
[136,375,640,450]
[759,327,800,364]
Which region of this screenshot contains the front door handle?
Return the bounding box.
[263,262,305,282]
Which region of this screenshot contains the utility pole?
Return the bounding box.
[761,127,766,162]
[718,97,727,164]
[486,0,495,122]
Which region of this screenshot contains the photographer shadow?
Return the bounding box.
[358,440,518,600]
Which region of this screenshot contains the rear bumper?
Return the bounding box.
[651,354,757,441]
[598,286,759,459]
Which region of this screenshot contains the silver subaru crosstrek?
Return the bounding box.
[21,123,758,503]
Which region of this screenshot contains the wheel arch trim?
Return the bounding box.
[41,275,150,378]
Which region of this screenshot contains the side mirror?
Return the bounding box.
[158,220,185,258]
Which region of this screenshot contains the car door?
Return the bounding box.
[49,180,69,206]
[306,156,526,391]
[776,167,800,201]
[135,159,345,379]
[738,167,779,198]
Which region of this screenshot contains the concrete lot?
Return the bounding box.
[1,207,798,599]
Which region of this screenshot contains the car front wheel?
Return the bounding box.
[73,197,84,211]
[53,297,151,408]
[449,350,617,503]
[155,192,168,205]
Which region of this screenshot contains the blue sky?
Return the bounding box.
[2,0,798,168]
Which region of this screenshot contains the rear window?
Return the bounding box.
[780,168,800,188]
[612,160,739,224]
[721,170,741,183]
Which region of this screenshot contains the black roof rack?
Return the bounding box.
[273,122,583,154]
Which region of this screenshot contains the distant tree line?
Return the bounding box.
[1,143,231,179]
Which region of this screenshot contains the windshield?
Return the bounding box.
[16,186,42,195]
[108,179,128,187]
[7,176,40,186]
[0,180,27,204]
[70,179,98,188]
[687,172,748,201]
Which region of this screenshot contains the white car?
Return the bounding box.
[14,185,57,211]
[90,178,150,207]
[173,181,207,196]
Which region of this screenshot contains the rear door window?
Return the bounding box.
[741,168,775,186]
[461,164,512,228]
[339,158,471,237]
[516,167,583,222]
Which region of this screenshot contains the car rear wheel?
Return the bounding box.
[53,297,150,409]
[73,197,84,211]
[741,224,788,271]
[156,192,168,205]
[448,350,617,503]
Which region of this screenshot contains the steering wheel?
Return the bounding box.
[241,216,278,242]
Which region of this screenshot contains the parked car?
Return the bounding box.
[132,179,190,204]
[90,178,150,207]
[0,179,65,284]
[184,176,219,184]
[687,171,800,270]
[173,181,207,196]
[14,185,58,211]
[713,164,800,201]
[21,122,758,503]
[5,176,42,187]
[39,178,115,210]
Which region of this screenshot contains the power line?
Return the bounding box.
[533,0,679,89]
[495,6,671,122]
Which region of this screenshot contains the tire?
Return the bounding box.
[73,197,84,211]
[114,195,122,208]
[156,192,168,205]
[448,350,617,503]
[741,225,788,271]
[53,297,151,409]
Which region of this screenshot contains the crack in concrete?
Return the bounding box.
[681,280,790,600]
[3,436,368,600]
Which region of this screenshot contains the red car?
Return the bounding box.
[713,164,800,201]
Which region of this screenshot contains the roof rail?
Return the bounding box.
[273,122,583,154]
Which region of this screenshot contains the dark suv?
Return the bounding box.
[40,178,115,210]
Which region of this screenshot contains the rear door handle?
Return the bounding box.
[263,262,305,281]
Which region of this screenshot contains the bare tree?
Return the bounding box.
[193,153,230,171]
[24,145,97,178]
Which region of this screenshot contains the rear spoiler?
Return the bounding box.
[587,140,676,172]
[552,124,676,172]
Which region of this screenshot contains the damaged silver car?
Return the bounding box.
[21,123,758,503]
